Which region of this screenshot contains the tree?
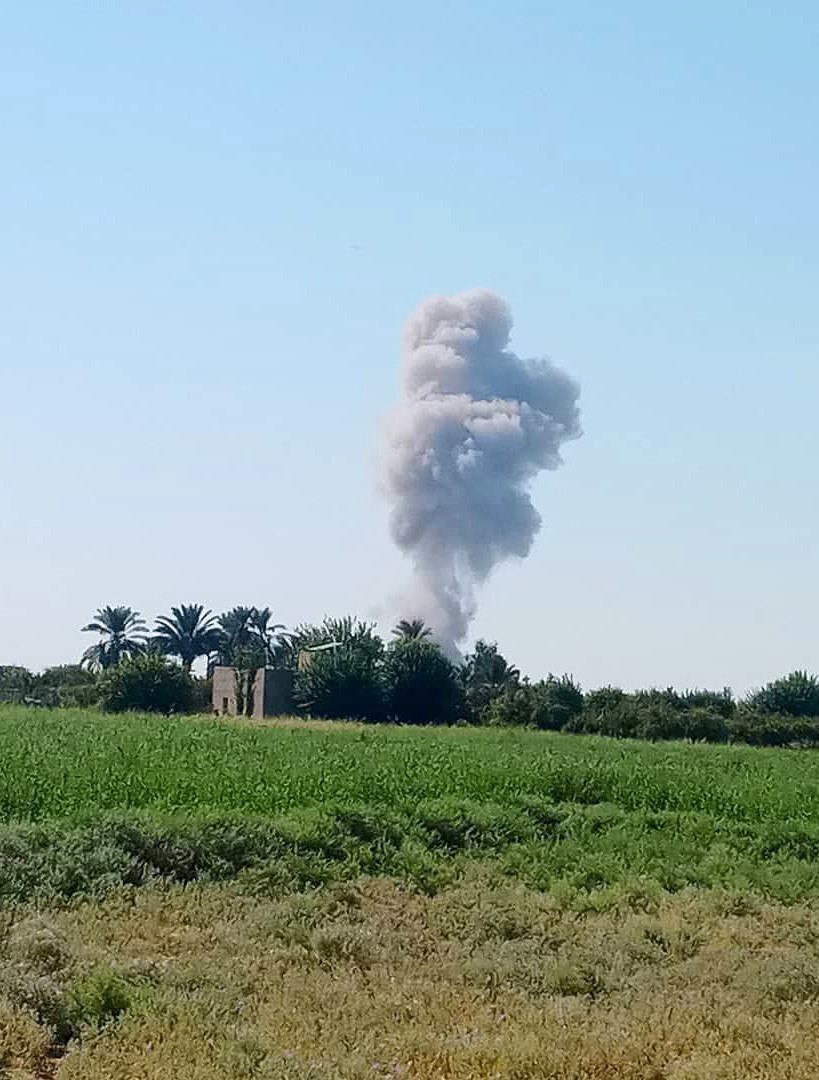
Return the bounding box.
[0,666,34,703]
[34,665,97,708]
[291,616,385,722]
[232,641,267,717]
[250,607,289,667]
[98,653,194,714]
[392,618,433,641]
[486,675,584,730]
[384,638,460,725]
[81,606,148,672]
[153,604,222,673]
[216,607,257,666]
[460,640,520,723]
[289,616,383,667]
[746,671,819,718]
[214,605,289,676]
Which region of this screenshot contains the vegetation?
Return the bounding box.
[392,617,433,640]
[0,706,818,903]
[292,617,385,722]
[746,669,819,718]
[80,607,148,672]
[384,637,460,725]
[3,600,819,743]
[5,601,819,1077]
[152,604,221,672]
[1,702,819,1075]
[97,654,194,715]
[3,876,819,1079]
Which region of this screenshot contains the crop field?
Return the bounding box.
[1,706,819,1078]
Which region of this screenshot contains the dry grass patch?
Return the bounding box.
[1,876,818,1078]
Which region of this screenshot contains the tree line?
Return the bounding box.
[1,603,819,748]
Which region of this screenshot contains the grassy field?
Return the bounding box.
[1,705,819,1078]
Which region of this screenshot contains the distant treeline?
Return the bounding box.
[2,605,819,748]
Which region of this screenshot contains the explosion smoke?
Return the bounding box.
[382,289,581,656]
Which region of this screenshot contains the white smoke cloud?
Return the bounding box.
[381,289,582,656]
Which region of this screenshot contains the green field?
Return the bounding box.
[1,705,819,903]
[5,706,819,824]
[2,706,819,1079]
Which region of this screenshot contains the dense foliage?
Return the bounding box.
[746,670,819,718]
[97,654,195,714]
[292,617,385,721]
[384,638,461,725]
[4,601,819,745]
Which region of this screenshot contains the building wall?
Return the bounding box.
[212,666,293,718]
[212,666,239,716]
[263,669,294,716]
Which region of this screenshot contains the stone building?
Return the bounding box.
[211,665,293,718]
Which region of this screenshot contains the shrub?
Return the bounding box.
[65,969,135,1033]
[638,705,728,743]
[575,688,639,738]
[294,646,385,722]
[486,676,584,730]
[484,685,534,728]
[679,687,735,719]
[727,708,819,747]
[578,688,728,742]
[33,665,98,709]
[384,639,461,725]
[534,675,584,730]
[746,671,819,718]
[98,654,194,714]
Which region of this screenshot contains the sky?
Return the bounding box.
[2,1,818,693]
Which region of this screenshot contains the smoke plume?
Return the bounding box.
[382,289,581,656]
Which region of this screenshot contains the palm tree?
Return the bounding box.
[81,606,148,671]
[392,618,433,641]
[153,604,222,673]
[250,607,289,666]
[461,640,520,697]
[216,606,258,666]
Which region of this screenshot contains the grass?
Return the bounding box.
[3,705,819,823]
[2,705,819,1076]
[1,705,819,904]
[3,877,819,1078]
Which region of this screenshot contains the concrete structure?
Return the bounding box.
[212,665,294,718]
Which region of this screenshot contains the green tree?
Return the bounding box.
[153,604,222,673]
[98,653,194,714]
[391,618,433,641]
[33,665,97,708]
[250,607,289,666]
[747,671,819,718]
[292,616,384,722]
[81,606,147,672]
[460,640,520,723]
[0,666,34,703]
[214,606,289,680]
[384,638,460,725]
[216,606,257,666]
[289,616,383,667]
[487,674,584,730]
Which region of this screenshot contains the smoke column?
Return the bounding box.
[382,289,581,656]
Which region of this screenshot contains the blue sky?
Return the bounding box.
[2,1,817,692]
